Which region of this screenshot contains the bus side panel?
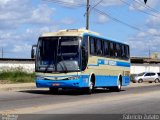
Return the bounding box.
[86,55,130,87]
[95,75,118,87]
[79,75,90,88]
[122,76,130,86]
[94,75,130,87]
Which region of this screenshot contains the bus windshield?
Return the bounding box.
[36,36,80,73]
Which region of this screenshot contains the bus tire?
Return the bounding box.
[110,78,122,92]
[49,88,59,94]
[84,75,95,94]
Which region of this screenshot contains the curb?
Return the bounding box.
[125,82,160,88]
[0,83,36,92]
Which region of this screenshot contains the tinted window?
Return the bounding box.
[150,73,155,76]
[115,43,121,58]
[104,41,109,56]
[138,72,146,76]
[96,39,102,55]
[145,73,150,76]
[125,45,130,59]
[110,42,115,57]
[90,38,95,54]
[89,36,130,60]
[121,45,127,59]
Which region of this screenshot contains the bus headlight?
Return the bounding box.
[36,76,43,80]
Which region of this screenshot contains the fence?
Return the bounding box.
[131,64,160,74]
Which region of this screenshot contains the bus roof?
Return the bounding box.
[41,29,129,46]
[41,29,99,37]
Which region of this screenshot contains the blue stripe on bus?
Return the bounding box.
[88,59,130,67]
[35,75,130,88]
[116,61,130,67]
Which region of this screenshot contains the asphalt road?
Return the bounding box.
[0,84,160,120]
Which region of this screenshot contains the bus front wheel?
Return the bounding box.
[83,75,95,94]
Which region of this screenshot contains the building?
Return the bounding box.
[131,57,160,74]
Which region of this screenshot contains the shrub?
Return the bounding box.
[0,68,35,83]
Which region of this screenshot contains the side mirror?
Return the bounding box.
[31,45,37,59]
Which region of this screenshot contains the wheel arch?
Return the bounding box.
[118,74,123,85]
[89,73,96,85]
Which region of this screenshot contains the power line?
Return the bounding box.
[134,0,160,14]
[43,0,85,7]
[43,0,142,31]
[120,0,158,17]
[89,0,103,12]
[93,8,141,31]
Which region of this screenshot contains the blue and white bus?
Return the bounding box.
[31,29,130,94]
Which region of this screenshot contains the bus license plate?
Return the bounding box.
[52,84,60,86]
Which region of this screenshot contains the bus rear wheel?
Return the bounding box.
[110,79,122,92]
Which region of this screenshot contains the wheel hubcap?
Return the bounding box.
[89,82,93,90]
[118,80,121,89]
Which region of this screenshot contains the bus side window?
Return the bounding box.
[110,42,114,57]
[116,43,122,58]
[126,45,130,59]
[104,41,109,56]
[123,45,130,59]
[90,38,95,55]
[96,39,102,55]
[121,45,125,58]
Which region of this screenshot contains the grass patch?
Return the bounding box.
[0,68,35,83]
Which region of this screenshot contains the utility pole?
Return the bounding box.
[86,0,90,30]
[144,0,147,4]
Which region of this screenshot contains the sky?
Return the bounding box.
[0,0,160,58]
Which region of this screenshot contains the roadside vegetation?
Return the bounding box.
[0,67,35,84]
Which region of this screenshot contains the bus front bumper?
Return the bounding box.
[35,76,89,89]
